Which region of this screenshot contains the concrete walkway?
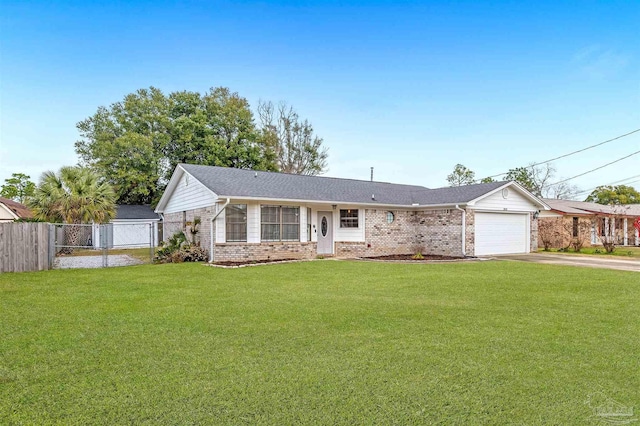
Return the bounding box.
[492,253,640,272]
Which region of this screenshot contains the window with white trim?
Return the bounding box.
[225,204,247,242]
[261,205,300,241]
[340,209,359,228]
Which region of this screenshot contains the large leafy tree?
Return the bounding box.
[1,173,35,203]
[29,167,116,252]
[585,185,640,205]
[446,164,476,186]
[75,87,277,205]
[257,101,328,175]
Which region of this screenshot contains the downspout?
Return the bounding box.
[159,213,165,245]
[455,205,466,257]
[209,198,231,263]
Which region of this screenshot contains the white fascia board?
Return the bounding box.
[154,166,184,213]
[154,165,219,213]
[466,181,551,210]
[217,195,467,210]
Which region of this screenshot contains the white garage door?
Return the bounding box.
[475,212,529,256]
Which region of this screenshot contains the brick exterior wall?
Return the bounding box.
[364,209,421,255]
[465,210,476,256]
[162,211,184,241]
[530,213,539,252]
[334,209,469,258]
[538,216,594,250]
[213,242,317,262]
[163,207,215,257]
[414,209,466,257]
[538,215,639,249]
[164,205,541,261]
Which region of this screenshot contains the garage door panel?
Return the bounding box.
[475,213,528,256]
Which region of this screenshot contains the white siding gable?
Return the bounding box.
[164,172,217,214]
[0,204,18,221]
[472,187,539,212]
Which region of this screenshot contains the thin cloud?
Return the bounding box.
[572,45,632,79]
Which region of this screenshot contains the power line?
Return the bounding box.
[547,149,640,187]
[607,174,640,185]
[481,127,640,180]
[575,176,640,196]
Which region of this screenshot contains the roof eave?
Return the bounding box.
[216,194,468,209]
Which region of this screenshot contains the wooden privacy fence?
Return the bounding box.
[0,222,51,273]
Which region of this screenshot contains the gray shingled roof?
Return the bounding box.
[115,205,160,220]
[180,164,509,206]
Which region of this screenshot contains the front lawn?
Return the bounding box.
[1,261,638,424]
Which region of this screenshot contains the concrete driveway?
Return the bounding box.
[491,253,640,272]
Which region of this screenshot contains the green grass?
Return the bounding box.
[1,261,639,424]
[540,246,640,258]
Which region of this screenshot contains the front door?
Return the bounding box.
[317,211,333,255]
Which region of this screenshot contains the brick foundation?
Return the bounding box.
[213,242,317,262]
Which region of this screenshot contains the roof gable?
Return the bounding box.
[468,181,550,210]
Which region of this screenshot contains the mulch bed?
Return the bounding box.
[362,254,465,261]
[208,258,301,268]
[207,254,472,268]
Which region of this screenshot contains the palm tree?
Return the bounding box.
[29,166,116,252]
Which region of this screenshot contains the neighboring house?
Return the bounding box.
[155,164,549,262]
[92,205,160,249]
[539,199,640,248]
[0,197,33,222]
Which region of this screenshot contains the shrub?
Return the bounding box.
[155,231,208,263]
[177,245,208,262]
[571,239,585,253]
[412,252,424,260]
[602,241,616,254]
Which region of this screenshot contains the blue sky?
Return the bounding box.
[1,0,639,197]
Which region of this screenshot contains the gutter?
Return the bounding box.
[209,198,231,263]
[214,195,469,210]
[454,205,466,257]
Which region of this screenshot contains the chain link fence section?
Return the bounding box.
[50,222,159,269]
